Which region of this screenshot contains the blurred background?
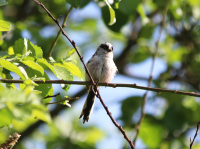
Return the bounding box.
[1,0,200,148]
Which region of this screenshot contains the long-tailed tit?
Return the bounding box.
[79,42,118,123]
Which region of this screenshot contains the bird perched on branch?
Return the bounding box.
[79,42,118,123]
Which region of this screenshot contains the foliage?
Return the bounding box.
[0,0,200,148]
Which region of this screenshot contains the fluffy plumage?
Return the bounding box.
[79,42,117,123]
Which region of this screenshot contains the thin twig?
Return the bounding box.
[46,6,73,59]
[190,121,200,149]
[1,79,200,97]
[133,0,171,144]
[32,0,96,85]
[45,97,78,105]
[43,93,60,99]
[95,87,135,149]
[32,1,134,148]
[0,30,11,40]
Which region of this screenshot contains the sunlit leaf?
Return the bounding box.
[37,58,57,76]
[137,4,149,25]
[28,40,43,59]
[33,108,51,123]
[0,108,13,128]
[65,48,76,60]
[53,64,73,91]
[13,38,27,55]
[0,20,10,31]
[0,59,26,79]
[63,62,82,78]
[22,60,44,75]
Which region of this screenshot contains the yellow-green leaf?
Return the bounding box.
[0,59,26,79]
[0,20,10,31]
[63,62,81,78]
[22,60,44,75]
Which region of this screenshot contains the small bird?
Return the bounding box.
[79,42,118,123]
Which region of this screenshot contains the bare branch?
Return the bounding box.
[32,1,134,148]
[1,79,200,97]
[43,93,60,99]
[0,132,21,149]
[32,0,96,86]
[95,87,135,149]
[190,121,200,149]
[0,30,11,40]
[133,0,171,144]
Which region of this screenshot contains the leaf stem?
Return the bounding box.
[46,6,73,59]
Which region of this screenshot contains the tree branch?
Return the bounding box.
[32,0,95,86]
[133,0,171,144]
[46,6,73,59]
[190,121,200,149]
[43,93,60,99]
[0,132,21,149]
[32,1,134,148]
[1,79,200,97]
[95,87,135,149]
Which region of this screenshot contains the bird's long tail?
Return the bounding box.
[79,87,96,123]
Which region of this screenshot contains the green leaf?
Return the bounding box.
[102,6,129,32]
[112,0,121,9]
[0,59,26,79]
[79,0,90,8]
[63,62,81,78]
[0,84,5,90]
[0,20,10,31]
[60,100,71,107]
[18,66,29,79]
[53,64,73,91]
[0,88,52,126]
[65,48,76,59]
[25,68,53,104]
[120,96,142,126]
[118,0,140,15]
[0,108,13,128]
[138,25,154,39]
[22,60,44,75]
[163,105,186,132]
[137,4,149,25]
[37,58,56,75]
[23,79,38,86]
[66,0,81,9]
[104,0,116,25]
[139,115,163,148]
[32,107,51,123]
[0,0,7,6]
[28,40,43,59]
[5,71,16,89]
[31,77,45,82]
[13,38,28,55]
[130,46,150,63]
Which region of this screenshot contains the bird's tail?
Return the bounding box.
[79,87,96,123]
